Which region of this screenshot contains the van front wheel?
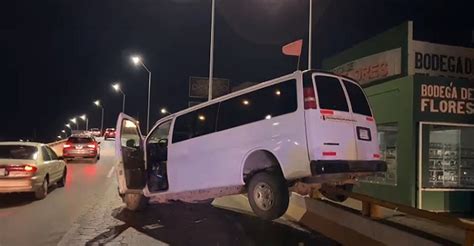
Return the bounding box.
[123,193,148,211]
[248,171,289,220]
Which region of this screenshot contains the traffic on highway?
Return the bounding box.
[2,0,473,245]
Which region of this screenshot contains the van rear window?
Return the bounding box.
[343,80,372,116]
[314,76,349,112]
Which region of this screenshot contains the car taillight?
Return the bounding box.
[87,144,97,149]
[63,142,72,148]
[6,165,37,176]
[303,87,317,109]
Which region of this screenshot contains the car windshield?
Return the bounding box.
[68,137,93,143]
[0,145,38,160]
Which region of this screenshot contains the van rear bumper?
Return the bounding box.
[310,160,387,175]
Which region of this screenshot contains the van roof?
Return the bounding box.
[154,70,358,126]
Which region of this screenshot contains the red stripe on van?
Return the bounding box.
[373,153,381,159]
[322,151,337,156]
[366,117,374,122]
[320,109,334,115]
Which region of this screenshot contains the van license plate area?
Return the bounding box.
[356,126,371,141]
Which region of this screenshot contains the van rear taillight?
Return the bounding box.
[303,87,317,109]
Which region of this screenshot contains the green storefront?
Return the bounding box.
[323,21,474,212]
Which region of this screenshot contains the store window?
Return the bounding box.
[362,123,398,185]
[422,124,474,189]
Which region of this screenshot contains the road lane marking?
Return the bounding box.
[107,166,115,178]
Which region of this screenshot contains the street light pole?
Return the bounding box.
[308,0,313,70]
[94,100,104,133]
[131,56,152,134]
[208,0,215,101]
[112,83,126,113]
[80,115,89,131]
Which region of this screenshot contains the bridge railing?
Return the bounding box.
[319,185,474,246]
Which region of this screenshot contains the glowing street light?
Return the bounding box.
[61,130,66,133]
[65,124,71,129]
[160,108,169,115]
[57,135,62,139]
[70,117,79,130]
[94,100,104,133]
[130,55,152,134]
[80,114,89,130]
[112,82,126,113]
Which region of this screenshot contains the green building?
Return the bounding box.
[323,21,474,212]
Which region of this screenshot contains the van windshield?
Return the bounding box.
[343,80,372,116]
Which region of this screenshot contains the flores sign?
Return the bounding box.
[189,77,230,99]
[331,48,402,85]
[413,41,474,80]
[415,76,474,123]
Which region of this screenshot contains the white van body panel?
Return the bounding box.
[116,70,385,204]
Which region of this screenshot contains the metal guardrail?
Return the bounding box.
[319,185,474,246]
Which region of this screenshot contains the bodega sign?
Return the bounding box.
[415,77,474,123]
[413,41,474,80]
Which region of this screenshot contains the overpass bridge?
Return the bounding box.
[0,139,471,245]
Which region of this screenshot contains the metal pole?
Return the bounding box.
[308,0,312,70]
[147,70,151,133]
[86,118,89,130]
[100,107,104,134]
[122,92,126,113]
[208,0,215,101]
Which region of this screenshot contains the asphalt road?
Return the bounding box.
[0,139,335,246]
[0,138,117,246]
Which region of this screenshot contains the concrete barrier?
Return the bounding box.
[48,139,66,156]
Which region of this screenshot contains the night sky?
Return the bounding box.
[1,0,472,142]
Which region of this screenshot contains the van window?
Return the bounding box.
[217,79,297,131]
[172,104,219,143]
[314,76,349,112]
[343,80,372,116]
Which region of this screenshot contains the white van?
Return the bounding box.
[115,70,386,220]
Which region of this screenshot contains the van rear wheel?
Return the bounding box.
[248,171,289,220]
[123,193,148,211]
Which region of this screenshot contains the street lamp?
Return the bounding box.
[131,55,152,134]
[57,135,62,139]
[160,108,170,115]
[70,117,78,130]
[94,100,104,133]
[112,83,126,113]
[80,114,89,130]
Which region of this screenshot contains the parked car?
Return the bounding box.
[115,70,386,220]
[0,142,67,199]
[89,128,102,137]
[63,135,100,162]
[104,128,116,140]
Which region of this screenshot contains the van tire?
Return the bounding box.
[124,193,148,211]
[248,171,289,220]
[320,184,353,202]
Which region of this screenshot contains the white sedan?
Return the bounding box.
[0,142,67,199]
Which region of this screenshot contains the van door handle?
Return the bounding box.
[323,143,340,146]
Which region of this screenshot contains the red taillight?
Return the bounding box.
[322,151,337,156]
[6,165,37,175]
[303,87,317,109]
[87,144,96,149]
[63,142,72,148]
[366,117,374,122]
[373,153,381,159]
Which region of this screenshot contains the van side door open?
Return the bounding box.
[115,113,146,194]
